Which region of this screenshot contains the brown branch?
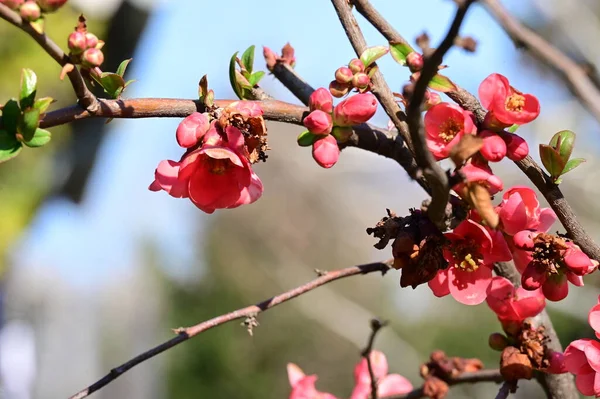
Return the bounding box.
[495,380,516,399]
[0,3,98,111]
[270,62,315,106]
[352,0,412,48]
[482,0,600,125]
[383,369,504,399]
[361,318,388,399]
[67,260,393,399]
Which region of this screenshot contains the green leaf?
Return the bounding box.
[539,144,566,179]
[24,128,51,148]
[124,79,136,87]
[549,130,575,162]
[116,58,132,77]
[428,74,457,92]
[1,99,20,134]
[29,17,44,34]
[18,108,40,141]
[0,130,22,163]
[93,72,126,99]
[248,71,265,86]
[241,45,255,74]
[359,45,389,68]
[229,52,244,100]
[33,97,54,114]
[19,68,37,109]
[561,157,586,176]
[507,124,519,133]
[297,130,319,147]
[389,42,414,65]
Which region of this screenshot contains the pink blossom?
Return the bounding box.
[309,88,334,113]
[486,276,545,322]
[479,130,507,162]
[497,186,557,236]
[453,161,504,195]
[564,297,600,396]
[428,219,512,305]
[500,132,529,161]
[333,93,378,126]
[304,110,333,135]
[312,135,340,168]
[478,73,540,127]
[176,112,210,148]
[350,351,413,399]
[150,124,263,213]
[424,102,476,161]
[287,364,338,399]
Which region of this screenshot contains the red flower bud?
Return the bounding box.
[85,32,99,49]
[68,31,87,54]
[81,48,104,68]
[37,0,68,12]
[309,87,333,113]
[352,72,370,90]
[263,46,277,71]
[19,1,40,21]
[479,130,507,162]
[406,52,424,72]
[348,58,365,73]
[176,112,210,148]
[333,93,378,126]
[424,91,441,110]
[502,132,529,161]
[488,333,509,351]
[312,135,340,168]
[303,110,333,135]
[334,67,353,84]
[0,0,24,10]
[329,80,350,98]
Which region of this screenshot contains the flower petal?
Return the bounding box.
[448,265,492,305]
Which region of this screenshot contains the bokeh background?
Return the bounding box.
[1,0,600,398]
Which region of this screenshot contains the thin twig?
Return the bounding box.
[67,260,393,399]
[494,380,516,399]
[0,3,99,111]
[352,0,412,47]
[383,369,504,399]
[361,318,389,399]
[482,0,600,125]
[270,62,315,106]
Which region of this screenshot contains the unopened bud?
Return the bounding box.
[37,0,68,12]
[329,80,350,98]
[68,31,87,54]
[406,52,424,72]
[0,0,24,10]
[424,91,441,110]
[348,58,365,74]
[85,32,99,48]
[263,46,277,71]
[81,47,104,68]
[352,72,370,90]
[19,1,41,21]
[334,67,353,84]
[488,333,509,351]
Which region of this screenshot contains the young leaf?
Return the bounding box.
[116,58,132,77]
[30,18,44,35]
[359,45,389,68]
[241,45,255,74]
[0,130,22,163]
[198,75,209,99]
[428,74,457,92]
[229,51,244,100]
[20,68,37,109]
[561,157,586,176]
[389,42,414,65]
[549,130,575,162]
[24,128,51,148]
[33,97,54,114]
[507,124,519,133]
[297,130,319,147]
[248,71,265,86]
[18,108,41,141]
[539,144,566,180]
[92,72,126,99]
[1,99,20,135]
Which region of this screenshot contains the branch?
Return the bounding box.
[0,3,98,111]
[482,0,600,125]
[68,260,393,399]
[361,318,388,399]
[494,380,516,399]
[384,369,504,399]
[352,0,411,47]
[270,62,315,106]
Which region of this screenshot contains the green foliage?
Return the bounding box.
[389,42,414,65]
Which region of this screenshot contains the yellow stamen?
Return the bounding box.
[505,93,525,112]
[438,119,462,143]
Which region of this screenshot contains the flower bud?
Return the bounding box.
[502,132,529,161]
[329,80,350,98]
[303,110,333,135]
[424,91,441,110]
[488,333,509,351]
[546,351,567,374]
[348,58,365,73]
[333,92,378,126]
[479,130,507,162]
[81,47,104,68]
[263,46,277,71]
[312,135,340,168]
[37,0,68,12]
[281,42,295,67]
[334,67,353,84]
[309,87,333,113]
[19,1,40,21]
[85,32,99,49]
[68,31,87,54]
[176,112,210,148]
[0,0,24,10]
[352,72,370,90]
[406,52,424,72]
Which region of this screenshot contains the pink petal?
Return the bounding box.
[377,374,413,397]
[150,159,189,198]
[498,193,527,236]
[538,208,557,232]
[567,272,585,287]
[574,370,597,397]
[584,340,600,373]
[202,146,244,168]
[589,305,600,336]
[287,363,306,388]
[428,270,451,297]
[542,274,569,302]
[565,340,595,374]
[478,73,508,110]
[448,265,492,305]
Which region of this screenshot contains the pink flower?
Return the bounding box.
[428,219,512,305]
[479,73,540,127]
[287,363,338,399]
[479,130,507,162]
[312,135,340,168]
[150,123,263,213]
[309,88,334,113]
[176,112,210,148]
[333,93,378,126]
[424,102,476,161]
[304,110,333,135]
[497,186,557,236]
[500,132,529,161]
[453,161,503,195]
[350,351,413,399]
[486,276,545,322]
[228,100,263,118]
[564,296,600,396]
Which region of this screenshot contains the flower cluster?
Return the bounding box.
[66,15,104,70]
[300,89,377,168]
[564,296,600,397]
[149,101,266,213]
[330,58,371,97]
[1,0,67,21]
[287,351,413,399]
